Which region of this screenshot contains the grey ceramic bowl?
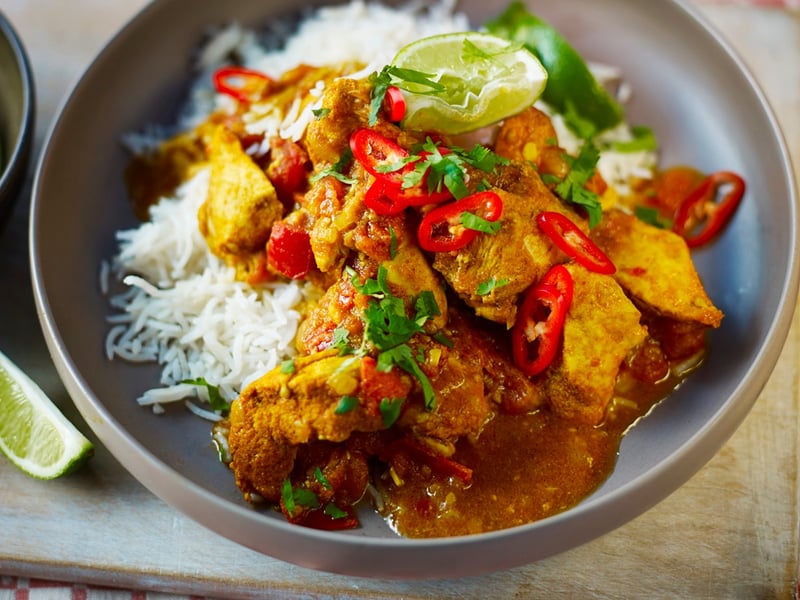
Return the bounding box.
[0,11,34,232]
[30,0,798,579]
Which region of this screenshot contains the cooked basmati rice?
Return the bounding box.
[105,0,656,419]
[105,169,308,412]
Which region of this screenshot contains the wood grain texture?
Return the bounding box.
[0,2,797,597]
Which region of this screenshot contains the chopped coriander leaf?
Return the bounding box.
[314,466,333,490]
[293,487,320,509]
[461,211,502,234]
[563,99,598,140]
[310,148,356,184]
[282,480,319,512]
[335,395,359,414]
[349,264,392,298]
[610,125,658,153]
[352,265,440,410]
[180,377,230,413]
[432,332,454,348]
[280,359,296,374]
[554,142,603,228]
[389,226,398,259]
[414,290,441,325]
[312,107,330,120]
[281,479,295,513]
[540,173,561,186]
[635,205,672,229]
[403,138,508,200]
[415,346,426,363]
[379,397,405,427]
[476,277,509,295]
[332,325,354,355]
[378,344,436,410]
[324,502,349,519]
[363,298,421,350]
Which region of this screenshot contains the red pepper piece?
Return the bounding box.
[384,438,473,485]
[512,264,574,377]
[672,170,745,248]
[267,138,309,207]
[212,66,272,104]
[417,191,503,253]
[349,128,409,186]
[266,221,315,279]
[363,179,409,216]
[383,86,406,122]
[351,129,454,211]
[536,211,616,275]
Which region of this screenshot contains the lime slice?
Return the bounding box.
[485,2,623,133]
[392,31,547,135]
[0,350,93,479]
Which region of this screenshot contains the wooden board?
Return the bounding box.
[0,2,798,597]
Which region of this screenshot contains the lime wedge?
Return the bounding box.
[0,350,93,479]
[485,2,624,133]
[392,31,547,135]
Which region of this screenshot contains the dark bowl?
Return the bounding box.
[0,11,34,233]
[30,0,798,579]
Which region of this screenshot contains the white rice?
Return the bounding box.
[105,0,656,419]
[105,169,307,413]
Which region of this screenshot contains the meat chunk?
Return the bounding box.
[228,350,398,501]
[544,263,647,425]
[494,106,559,168]
[432,163,586,327]
[303,78,374,168]
[590,209,723,327]
[198,126,283,279]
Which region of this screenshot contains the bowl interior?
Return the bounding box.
[30,0,797,578]
[0,13,34,229]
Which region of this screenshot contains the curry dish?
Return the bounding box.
[125,38,739,537]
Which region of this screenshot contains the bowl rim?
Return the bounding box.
[28,0,800,579]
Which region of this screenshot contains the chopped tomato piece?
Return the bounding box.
[266,221,315,279]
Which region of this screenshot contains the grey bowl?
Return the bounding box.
[0,11,34,232]
[30,0,798,579]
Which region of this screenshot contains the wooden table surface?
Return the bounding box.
[0,1,798,598]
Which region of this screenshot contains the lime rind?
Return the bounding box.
[0,350,93,479]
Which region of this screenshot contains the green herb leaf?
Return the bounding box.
[378,344,436,410]
[312,107,330,120]
[611,125,658,153]
[476,277,510,295]
[634,205,672,229]
[563,99,598,140]
[332,325,354,355]
[389,226,399,259]
[379,397,405,427]
[554,142,603,228]
[293,487,320,509]
[280,359,296,374]
[352,265,440,410]
[310,147,356,184]
[281,479,295,514]
[324,502,349,519]
[180,377,230,413]
[335,395,359,414]
[414,290,441,325]
[314,466,333,490]
[461,211,502,234]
